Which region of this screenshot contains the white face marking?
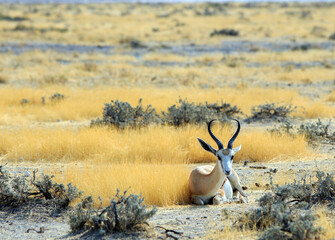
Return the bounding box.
[217,149,234,176]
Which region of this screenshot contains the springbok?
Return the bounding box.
[189,119,248,205]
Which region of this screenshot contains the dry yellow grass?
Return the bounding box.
[60,163,190,207]
[209,226,258,240]
[315,208,335,240]
[0,125,311,164]
[327,91,335,102]
[294,101,335,119]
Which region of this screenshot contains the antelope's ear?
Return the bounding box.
[233,145,242,153]
[197,138,217,155]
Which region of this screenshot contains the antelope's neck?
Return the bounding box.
[205,161,226,196]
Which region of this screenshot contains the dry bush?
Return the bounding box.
[92,98,240,128]
[270,119,335,144]
[0,165,81,216]
[238,171,334,239]
[49,92,65,102]
[161,98,241,126]
[91,99,158,128]
[299,119,335,143]
[246,103,296,123]
[69,190,157,233]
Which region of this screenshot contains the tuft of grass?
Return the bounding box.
[62,163,190,207]
[0,125,312,164]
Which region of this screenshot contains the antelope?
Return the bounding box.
[189,119,248,205]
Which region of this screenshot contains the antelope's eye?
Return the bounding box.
[231,155,234,160]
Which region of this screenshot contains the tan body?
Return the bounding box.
[189,162,246,205]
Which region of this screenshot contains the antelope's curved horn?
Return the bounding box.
[208,120,224,150]
[227,119,240,149]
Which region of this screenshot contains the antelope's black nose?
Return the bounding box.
[225,170,231,175]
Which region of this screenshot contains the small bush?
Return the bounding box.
[298,119,335,143]
[270,119,335,144]
[0,165,81,211]
[314,171,335,205]
[69,189,157,233]
[20,98,30,105]
[91,99,158,128]
[32,173,82,209]
[210,29,239,37]
[161,98,241,126]
[49,92,65,102]
[12,24,35,31]
[246,103,296,123]
[237,171,333,239]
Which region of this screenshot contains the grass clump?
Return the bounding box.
[69,189,157,234]
[246,103,296,123]
[238,171,334,239]
[161,98,241,126]
[91,99,158,128]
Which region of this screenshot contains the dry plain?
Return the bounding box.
[0,2,335,239]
